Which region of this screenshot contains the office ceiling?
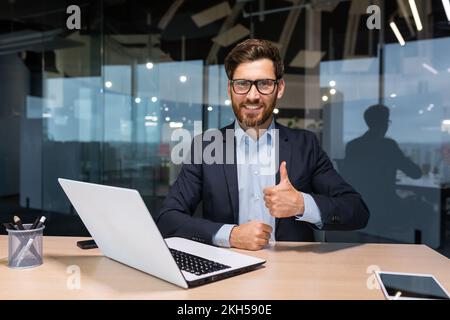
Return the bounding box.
[1,0,450,72]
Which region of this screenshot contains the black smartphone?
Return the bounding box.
[77,239,98,249]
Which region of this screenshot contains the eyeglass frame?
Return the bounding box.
[229,78,280,95]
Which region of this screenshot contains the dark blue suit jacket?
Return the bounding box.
[156,121,369,244]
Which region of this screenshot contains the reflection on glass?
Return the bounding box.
[341,104,433,244]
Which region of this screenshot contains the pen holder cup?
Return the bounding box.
[7,224,44,269]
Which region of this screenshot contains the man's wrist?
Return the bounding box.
[229,225,239,248]
[296,191,305,216]
[213,224,236,247]
[295,193,323,228]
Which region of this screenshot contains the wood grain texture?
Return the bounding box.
[1,236,449,300]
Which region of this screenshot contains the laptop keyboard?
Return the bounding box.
[169,248,231,276]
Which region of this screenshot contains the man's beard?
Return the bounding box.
[231,98,276,128]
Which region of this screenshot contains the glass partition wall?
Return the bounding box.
[1,0,449,254]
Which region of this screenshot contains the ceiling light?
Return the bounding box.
[169,122,183,128]
[422,63,439,75]
[390,22,406,46]
[145,116,158,121]
[442,0,450,22]
[408,0,423,31]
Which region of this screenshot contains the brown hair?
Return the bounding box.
[224,39,284,80]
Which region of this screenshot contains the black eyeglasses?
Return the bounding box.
[230,79,279,95]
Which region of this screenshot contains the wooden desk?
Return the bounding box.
[1,236,449,300]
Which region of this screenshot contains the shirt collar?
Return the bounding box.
[234,117,275,147]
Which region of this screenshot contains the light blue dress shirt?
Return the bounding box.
[212,119,323,247]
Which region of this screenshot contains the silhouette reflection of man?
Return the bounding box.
[342,104,423,237]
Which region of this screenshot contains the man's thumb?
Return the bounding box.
[279,161,289,183]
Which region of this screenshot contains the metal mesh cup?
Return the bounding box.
[7,223,44,269]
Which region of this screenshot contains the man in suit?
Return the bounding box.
[156,39,369,250]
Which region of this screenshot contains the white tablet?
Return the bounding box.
[375,271,450,300]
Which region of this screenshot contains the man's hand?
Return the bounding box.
[229,221,273,251]
[263,161,305,218]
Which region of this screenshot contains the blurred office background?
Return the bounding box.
[1,0,449,255]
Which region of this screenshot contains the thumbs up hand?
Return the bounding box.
[263,161,305,218]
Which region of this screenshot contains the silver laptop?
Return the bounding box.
[58,178,265,288]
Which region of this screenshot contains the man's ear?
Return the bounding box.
[277,79,285,99]
[227,80,231,98]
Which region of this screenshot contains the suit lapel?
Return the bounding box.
[221,123,239,224]
[275,122,292,237]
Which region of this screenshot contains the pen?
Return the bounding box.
[35,216,46,229]
[13,216,25,230]
[15,238,34,267]
[31,216,42,229]
[2,223,17,230]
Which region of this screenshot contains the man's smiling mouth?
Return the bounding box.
[242,105,263,110]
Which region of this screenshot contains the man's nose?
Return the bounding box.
[246,83,261,101]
